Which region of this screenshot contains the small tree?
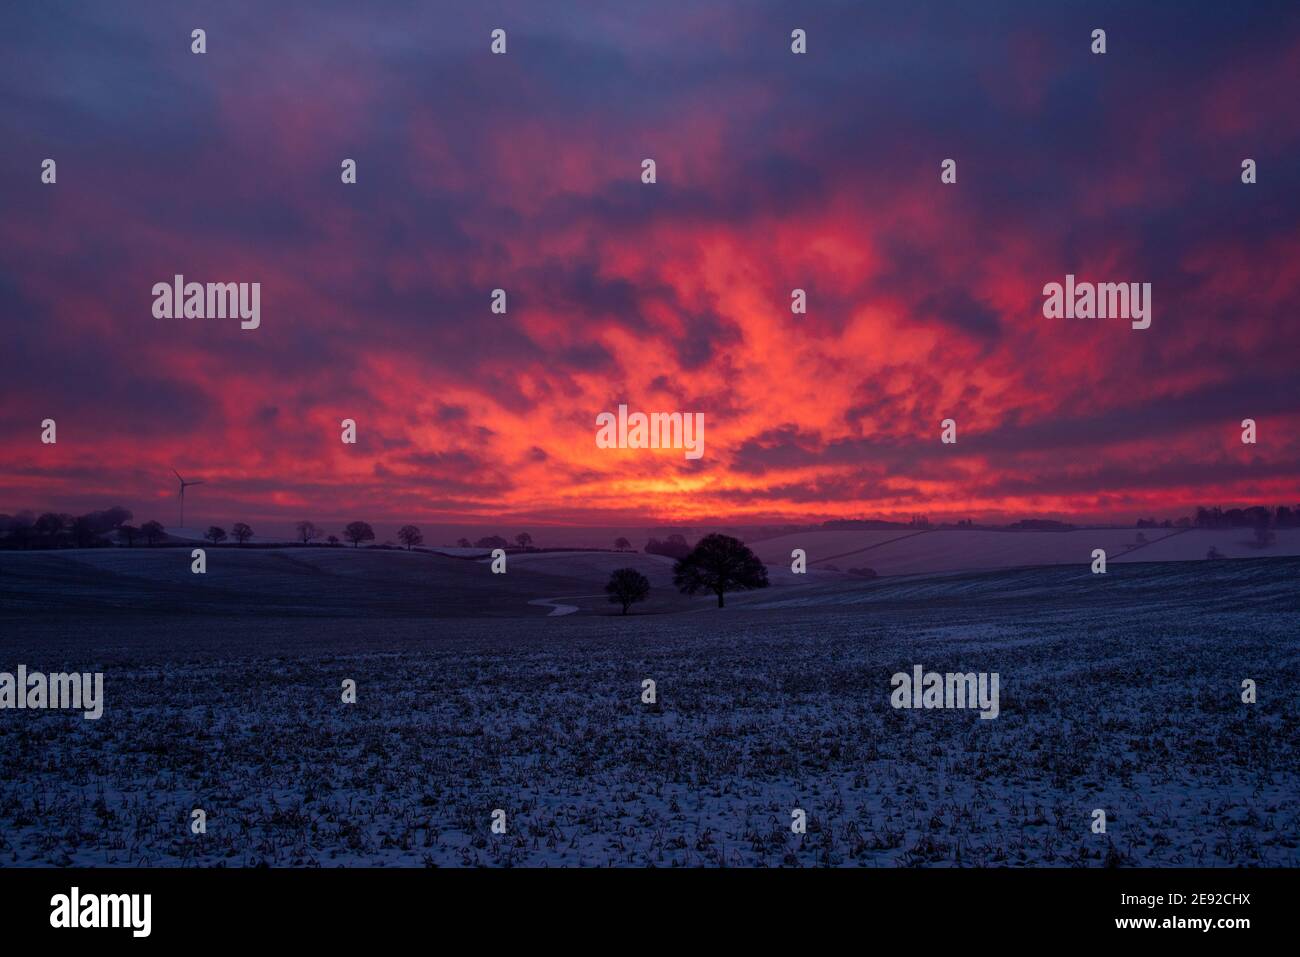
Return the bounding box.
[344,521,375,548]
[672,533,769,608]
[398,524,424,550]
[205,526,227,545]
[456,537,472,548]
[614,537,631,551]
[475,535,509,549]
[232,522,253,545]
[516,532,533,549]
[606,567,651,615]
[296,520,320,545]
[141,520,165,546]
[327,534,340,546]
[117,525,139,547]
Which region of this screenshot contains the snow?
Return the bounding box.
[528,597,598,617]
[751,527,1300,576]
[0,549,1296,867]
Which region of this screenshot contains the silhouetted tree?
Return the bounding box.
[344,521,375,547]
[672,534,769,608]
[456,537,472,548]
[232,522,253,545]
[475,535,509,549]
[205,526,227,545]
[296,520,320,544]
[327,534,340,546]
[606,568,651,615]
[516,532,533,549]
[34,512,65,544]
[79,506,132,535]
[614,537,631,551]
[141,521,165,546]
[646,533,691,560]
[398,524,423,550]
[117,525,139,547]
[1242,506,1269,528]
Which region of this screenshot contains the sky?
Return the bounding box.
[2,0,1298,539]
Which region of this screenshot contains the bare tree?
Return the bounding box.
[516,532,533,549]
[398,524,424,550]
[614,536,631,551]
[205,526,227,545]
[456,537,472,548]
[605,567,650,615]
[141,521,165,546]
[232,522,253,545]
[326,534,340,546]
[344,521,375,548]
[296,520,320,545]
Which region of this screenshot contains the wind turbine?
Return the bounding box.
[171,469,205,529]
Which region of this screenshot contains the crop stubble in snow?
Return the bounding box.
[0,557,1296,867]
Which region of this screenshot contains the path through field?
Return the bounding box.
[528,595,603,616]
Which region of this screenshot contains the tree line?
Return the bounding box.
[0,511,545,551]
[6,503,1296,552]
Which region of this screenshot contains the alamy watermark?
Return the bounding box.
[1042,274,1150,330]
[0,665,103,719]
[595,404,704,460]
[152,274,260,330]
[890,665,1000,719]
[50,887,150,937]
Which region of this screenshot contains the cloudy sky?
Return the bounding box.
[2,0,1298,534]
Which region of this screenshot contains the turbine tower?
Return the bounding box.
[171,469,205,529]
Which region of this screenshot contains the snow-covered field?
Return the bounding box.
[750,527,1300,575]
[1,550,1295,867]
